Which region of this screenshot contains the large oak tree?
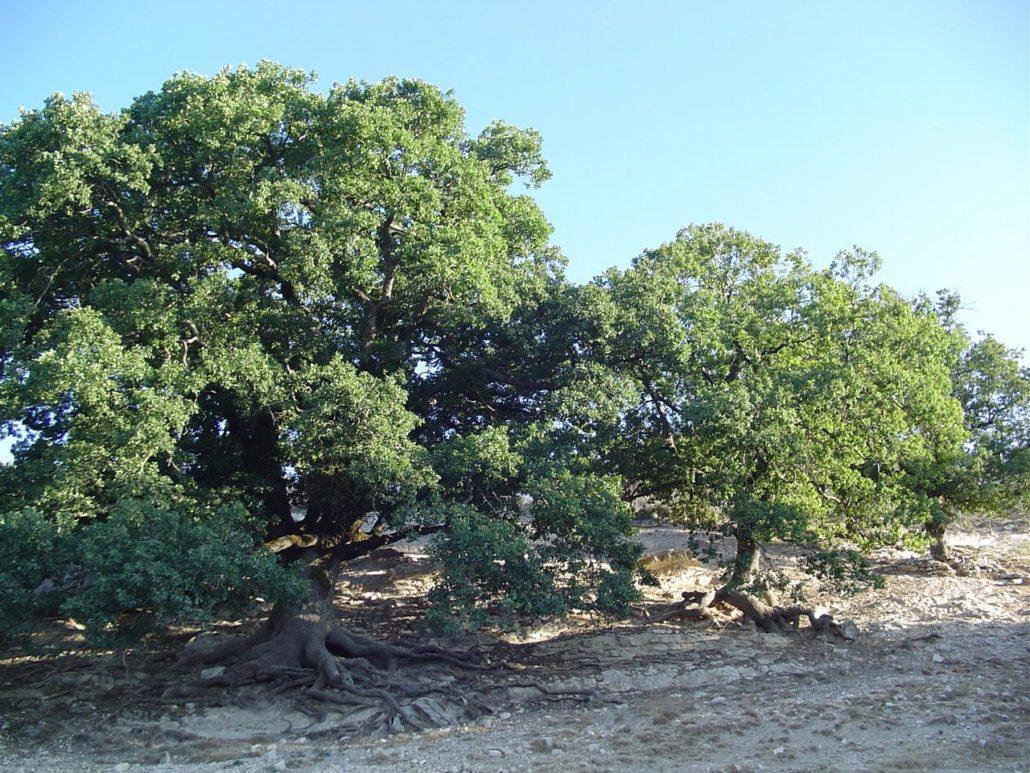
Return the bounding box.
[2,64,1024,725]
[0,65,640,703]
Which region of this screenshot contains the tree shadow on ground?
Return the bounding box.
[1,540,1026,767]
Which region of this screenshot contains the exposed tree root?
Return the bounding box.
[162,603,588,735]
[662,587,859,639]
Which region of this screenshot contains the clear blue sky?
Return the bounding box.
[2,0,1028,350]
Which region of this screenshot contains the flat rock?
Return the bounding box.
[200,665,226,680]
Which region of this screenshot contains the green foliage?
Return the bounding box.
[426,453,642,632]
[0,509,72,639]
[1,62,1024,644]
[0,307,193,518]
[285,357,436,523]
[430,426,522,504]
[0,62,632,641]
[894,292,1029,550]
[0,495,303,643]
[428,507,564,632]
[594,570,640,615]
[947,334,1028,511]
[0,61,558,532]
[583,224,968,586]
[802,550,885,595]
[63,498,306,640]
[526,469,642,582]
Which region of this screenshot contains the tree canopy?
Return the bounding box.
[0,63,637,638]
[575,225,972,604]
[906,293,1030,560]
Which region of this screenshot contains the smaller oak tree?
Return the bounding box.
[580,224,967,631]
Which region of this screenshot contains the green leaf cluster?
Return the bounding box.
[0,64,638,639]
[578,224,977,586]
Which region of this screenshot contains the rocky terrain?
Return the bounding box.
[1,515,1026,771]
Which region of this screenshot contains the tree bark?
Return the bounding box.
[728,530,760,588]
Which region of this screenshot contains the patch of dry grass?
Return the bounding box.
[638,549,702,576]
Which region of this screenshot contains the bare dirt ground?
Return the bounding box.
[1,515,1027,772]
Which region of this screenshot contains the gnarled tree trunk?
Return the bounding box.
[727,530,760,588]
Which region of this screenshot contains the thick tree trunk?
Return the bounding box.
[728,530,760,588]
[927,522,949,563]
[169,549,493,732]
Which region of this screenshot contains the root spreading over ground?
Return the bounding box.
[645,587,859,639]
[160,593,596,735]
[1,515,1026,771]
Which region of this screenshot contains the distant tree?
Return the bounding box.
[0,64,640,701]
[906,292,1029,561]
[579,224,967,632]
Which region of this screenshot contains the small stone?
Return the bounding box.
[200,665,225,680]
[932,653,944,664]
[773,746,785,756]
[838,620,859,641]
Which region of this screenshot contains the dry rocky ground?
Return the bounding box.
[1,515,1027,771]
